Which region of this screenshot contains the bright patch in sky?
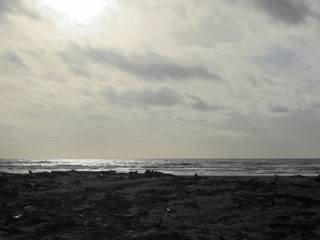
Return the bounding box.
[41,0,108,24]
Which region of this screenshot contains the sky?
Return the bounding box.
[0,0,320,159]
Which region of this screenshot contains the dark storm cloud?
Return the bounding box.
[251,0,311,24]
[61,45,219,81]
[187,95,219,112]
[104,86,185,107]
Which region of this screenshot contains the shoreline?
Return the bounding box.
[1,171,320,239]
[2,159,320,177]
[1,170,319,177]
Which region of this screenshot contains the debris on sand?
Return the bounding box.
[0,172,320,239]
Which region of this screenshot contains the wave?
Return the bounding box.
[1,159,320,176]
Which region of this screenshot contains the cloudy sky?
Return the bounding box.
[1,0,320,158]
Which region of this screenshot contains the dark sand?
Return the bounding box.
[1,171,320,240]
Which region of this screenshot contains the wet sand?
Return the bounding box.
[1,171,320,240]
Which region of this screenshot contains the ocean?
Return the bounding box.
[1,158,320,176]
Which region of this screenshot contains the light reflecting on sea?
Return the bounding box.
[0,159,320,176]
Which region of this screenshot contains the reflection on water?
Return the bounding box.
[0,159,320,176]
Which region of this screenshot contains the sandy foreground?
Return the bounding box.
[1,171,320,240]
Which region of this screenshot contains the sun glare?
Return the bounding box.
[41,0,109,24]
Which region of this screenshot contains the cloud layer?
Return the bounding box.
[252,0,312,24]
[61,45,219,81]
[0,0,320,158]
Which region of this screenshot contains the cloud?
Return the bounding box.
[270,104,291,114]
[103,86,222,112]
[61,45,219,81]
[104,86,185,107]
[0,0,20,16]
[253,47,300,69]
[1,50,28,69]
[1,0,320,158]
[223,109,320,154]
[187,95,220,112]
[251,0,311,24]
[177,9,242,48]
[0,0,38,21]
[85,114,113,122]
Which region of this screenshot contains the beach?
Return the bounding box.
[1,171,320,240]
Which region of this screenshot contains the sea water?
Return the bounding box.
[1,158,320,176]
